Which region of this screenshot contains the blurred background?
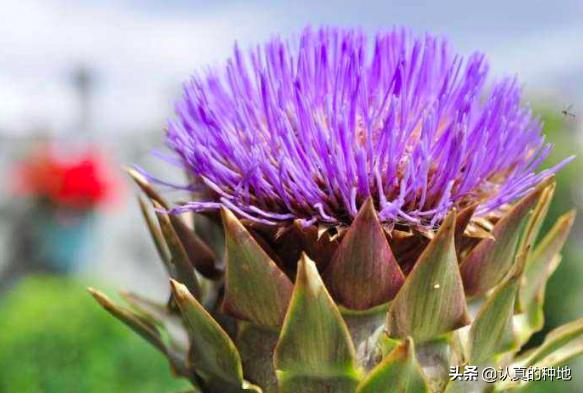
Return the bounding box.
[0,1,582,392]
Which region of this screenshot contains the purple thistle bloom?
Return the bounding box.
[162,27,571,228]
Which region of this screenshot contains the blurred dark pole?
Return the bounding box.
[71,65,94,136]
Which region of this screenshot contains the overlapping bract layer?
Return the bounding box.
[91,176,582,393]
[165,27,567,227]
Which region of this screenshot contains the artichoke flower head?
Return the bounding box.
[93,27,581,393]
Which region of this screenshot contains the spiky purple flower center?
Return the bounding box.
[161,27,568,228]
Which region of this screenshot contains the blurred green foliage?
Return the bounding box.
[522,109,583,393]
[0,276,190,393]
[538,110,583,328]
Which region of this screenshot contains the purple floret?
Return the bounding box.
[162,27,570,227]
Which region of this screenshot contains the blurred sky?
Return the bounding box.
[1,0,582,136]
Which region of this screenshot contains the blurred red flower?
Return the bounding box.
[12,146,118,210]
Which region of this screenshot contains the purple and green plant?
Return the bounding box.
[91,27,581,393]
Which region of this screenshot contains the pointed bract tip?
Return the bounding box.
[152,199,165,212]
[220,206,245,234]
[522,178,554,208]
[539,174,556,189]
[297,253,319,285]
[352,197,382,228]
[358,197,377,217]
[434,209,456,239]
[298,252,316,268]
[88,288,113,309]
[169,279,189,300]
[441,208,457,229]
[401,336,414,352]
[220,206,236,224]
[456,203,477,223]
[219,205,230,218]
[564,209,577,224]
[126,166,148,185]
[559,210,578,237]
[127,166,169,209]
[388,337,415,361]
